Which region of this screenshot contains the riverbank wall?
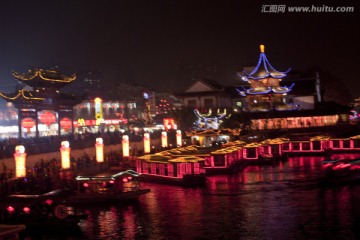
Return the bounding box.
[1,139,161,172]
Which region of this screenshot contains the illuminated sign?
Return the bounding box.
[94,97,103,125]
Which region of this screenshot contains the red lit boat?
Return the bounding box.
[320,157,360,186]
[136,154,207,187]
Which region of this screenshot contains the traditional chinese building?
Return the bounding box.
[238,44,298,112]
[179,79,232,109]
[234,45,351,131]
[0,68,84,138]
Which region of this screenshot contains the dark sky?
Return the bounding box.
[0,0,359,96]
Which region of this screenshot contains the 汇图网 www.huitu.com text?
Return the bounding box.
[261,5,355,13]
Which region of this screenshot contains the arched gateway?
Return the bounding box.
[0,68,84,139]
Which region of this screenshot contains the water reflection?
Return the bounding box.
[79,204,141,240]
[24,154,360,239]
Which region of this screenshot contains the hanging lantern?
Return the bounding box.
[39,111,56,126]
[21,118,35,133]
[60,117,72,132]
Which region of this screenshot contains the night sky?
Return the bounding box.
[0,1,359,97]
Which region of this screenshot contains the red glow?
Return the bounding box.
[7,206,15,213]
[333,163,351,170]
[122,178,128,183]
[45,199,53,205]
[23,207,31,214]
[60,117,72,130]
[22,118,35,132]
[83,182,89,187]
[127,176,132,180]
[322,163,333,168]
[39,111,56,126]
[109,180,115,184]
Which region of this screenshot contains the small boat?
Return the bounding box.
[0,189,87,230]
[73,170,150,203]
[321,158,345,169]
[319,157,360,186]
[322,157,360,170]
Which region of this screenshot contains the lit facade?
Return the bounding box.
[237,45,297,112]
[0,68,83,139]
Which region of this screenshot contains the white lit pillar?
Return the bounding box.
[161,131,168,148]
[60,141,71,169]
[95,138,104,162]
[176,130,182,147]
[144,133,151,154]
[123,135,130,157]
[14,145,26,178]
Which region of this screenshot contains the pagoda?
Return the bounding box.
[237,45,298,112]
[0,68,84,139]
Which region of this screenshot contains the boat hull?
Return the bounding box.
[139,174,207,187]
[72,189,150,204]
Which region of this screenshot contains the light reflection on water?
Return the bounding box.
[23,155,360,240]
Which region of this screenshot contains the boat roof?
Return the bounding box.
[0,224,26,238]
[0,189,72,204]
[75,170,141,181]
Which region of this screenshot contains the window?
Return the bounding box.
[204,98,214,108]
[187,99,197,107]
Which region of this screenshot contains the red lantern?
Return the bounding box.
[39,111,56,126]
[60,117,72,132]
[22,118,35,133]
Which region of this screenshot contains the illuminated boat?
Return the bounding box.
[0,189,87,230]
[319,157,360,186]
[322,157,360,171]
[135,154,207,187]
[321,158,346,169]
[73,170,150,203]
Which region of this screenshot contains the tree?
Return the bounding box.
[307,68,353,105]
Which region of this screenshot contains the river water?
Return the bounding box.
[22,155,360,240]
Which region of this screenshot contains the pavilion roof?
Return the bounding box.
[12,68,76,89]
[240,45,290,80]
